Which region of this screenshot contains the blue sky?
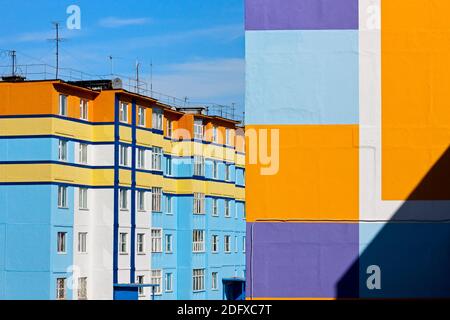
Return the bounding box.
[0,0,245,113]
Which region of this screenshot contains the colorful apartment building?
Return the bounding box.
[0,79,246,300]
[245,0,450,299]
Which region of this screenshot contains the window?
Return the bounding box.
[78,277,87,300]
[80,99,88,120]
[152,147,163,171]
[119,233,128,254]
[56,278,66,300]
[243,236,246,253]
[212,126,218,143]
[212,161,218,179]
[137,233,145,254]
[58,186,67,208]
[212,272,218,290]
[119,189,128,210]
[151,229,162,253]
[192,230,205,253]
[58,140,67,161]
[225,164,231,181]
[224,235,231,253]
[152,187,162,212]
[225,128,231,145]
[165,234,173,253]
[165,195,173,214]
[78,232,87,253]
[137,149,145,169]
[193,193,205,215]
[137,191,146,211]
[119,145,129,166]
[224,200,231,218]
[235,236,238,253]
[193,269,205,292]
[212,199,218,217]
[193,156,205,176]
[151,270,162,295]
[167,119,173,138]
[120,102,128,123]
[138,106,146,127]
[79,188,88,210]
[57,232,66,254]
[212,235,219,253]
[165,273,173,292]
[137,275,145,296]
[165,157,173,176]
[194,119,204,140]
[152,109,163,130]
[79,143,88,164]
[59,94,67,116]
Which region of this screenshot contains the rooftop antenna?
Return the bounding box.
[108,55,114,77]
[135,60,141,93]
[150,60,153,94]
[49,22,65,79]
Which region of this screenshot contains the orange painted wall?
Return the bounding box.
[246,124,359,222]
[382,0,450,200]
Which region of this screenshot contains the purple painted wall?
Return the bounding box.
[246,223,359,298]
[245,0,359,30]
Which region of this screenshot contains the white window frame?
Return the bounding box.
[193,269,205,292]
[165,157,173,176]
[78,232,87,253]
[165,234,173,253]
[212,272,218,290]
[212,198,218,217]
[120,102,128,123]
[212,126,218,143]
[152,147,163,171]
[119,188,128,211]
[225,164,231,181]
[137,275,145,296]
[212,235,219,253]
[79,143,88,164]
[59,94,68,116]
[151,270,162,295]
[137,148,145,169]
[224,235,231,253]
[224,199,231,218]
[80,99,88,121]
[193,193,205,215]
[152,109,163,131]
[78,277,87,300]
[152,187,162,213]
[192,230,205,253]
[225,128,231,146]
[137,233,145,254]
[79,187,88,210]
[194,119,204,140]
[58,186,68,208]
[167,119,173,138]
[235,235,238,253]
[56,278,66,300]
[193,156,205,176]
[243,236,246,253]
[57,232,67,254]
[119,145,129,167]
[137,190,146,212]
[151,229,162,253]
[119,232,128,254]
[165,272,173,292]
[138,106,146,127]
[58,139,67,162]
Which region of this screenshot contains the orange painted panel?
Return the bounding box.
[382,0,450,200]
[246,125,359,222]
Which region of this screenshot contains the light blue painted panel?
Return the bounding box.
[246,30,359,125]
[0,138,53,161]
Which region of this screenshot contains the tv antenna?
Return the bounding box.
[49,22,65,79]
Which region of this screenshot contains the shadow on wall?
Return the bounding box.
[337,146,450,298]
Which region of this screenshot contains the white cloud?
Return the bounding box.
[98,17,152,28]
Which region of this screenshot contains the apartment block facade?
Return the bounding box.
[0,80,246,300]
